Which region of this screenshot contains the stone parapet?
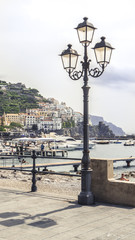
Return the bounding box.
[90,158,135,207]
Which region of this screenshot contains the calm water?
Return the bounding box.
[68,141,135,180]
[1,141,135,180]
[68,141,135,159]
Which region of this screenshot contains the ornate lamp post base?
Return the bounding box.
[78,169,94,205]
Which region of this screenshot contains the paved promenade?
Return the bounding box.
[0,187,135,240]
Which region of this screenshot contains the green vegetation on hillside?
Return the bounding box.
[0,82,47,115]
[62,118,75,128]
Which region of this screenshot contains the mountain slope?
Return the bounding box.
[90,115,125,136]
[0,80,125,136]
[0,81,47,114]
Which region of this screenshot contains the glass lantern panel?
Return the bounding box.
[77,26,94,45]
[87,26,94,43]
[105,47,112,63]
[77,26,86,43]
[71,54,78,69]
[95,47,105,64]
[61,54,70,69]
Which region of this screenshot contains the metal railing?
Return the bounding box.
[0,150,81,192]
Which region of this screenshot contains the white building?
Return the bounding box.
[25,115,38,128]
[66,107,74,118]
[73,112,83,124]
[26,108,40,115]
[37,118,62,132]
[52,118,62,130]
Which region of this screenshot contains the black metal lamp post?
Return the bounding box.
[31,150,37,192]
[60,17,114,205]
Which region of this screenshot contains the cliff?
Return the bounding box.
[90,115,125,136]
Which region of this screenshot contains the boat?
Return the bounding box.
[51,137,78,151]
[12,135,95,152]
[73,141,95,150]
[113,140,122,144]
[0,140,13,155]
[124,140,135,146]
[94,140,110,144]
[51,142,76,151]
[52,137,95,151]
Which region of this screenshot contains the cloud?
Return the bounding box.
[91,67,135,90]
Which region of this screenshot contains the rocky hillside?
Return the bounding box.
[90,115,125,136]
[0,81,47,114]
[0,80,125,137]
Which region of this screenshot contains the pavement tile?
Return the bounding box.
[0,187,135,240]
[121,234,135,240]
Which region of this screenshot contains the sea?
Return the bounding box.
[68,141,135,180]
[1,140,135,181]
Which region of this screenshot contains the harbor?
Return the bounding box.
[0,1,135,238]
[0,138,135,181]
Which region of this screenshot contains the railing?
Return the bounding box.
[0,150,81,192]
[1,150,135,194]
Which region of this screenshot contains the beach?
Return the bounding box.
[1,167,135,196]
[0,170,81,197]
[1,141,135,198]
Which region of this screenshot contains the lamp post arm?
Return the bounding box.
[88,65,104,78]
[69,68,83,81]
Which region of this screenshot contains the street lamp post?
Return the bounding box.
[60,17,114,205]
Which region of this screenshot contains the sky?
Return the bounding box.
[0,0,135,134]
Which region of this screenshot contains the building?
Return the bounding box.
[37,117,62,132]
[25,115,38,129]
[73,112,83,124]
[3,113,24,126]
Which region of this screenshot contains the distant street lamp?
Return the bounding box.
[60,17,114,205]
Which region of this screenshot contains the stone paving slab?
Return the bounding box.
[0,187,135,240]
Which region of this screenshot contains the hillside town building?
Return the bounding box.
[1,100,82,132]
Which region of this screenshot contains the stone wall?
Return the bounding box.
[90,159,135,207]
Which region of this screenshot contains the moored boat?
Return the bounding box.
[94,140,110,144]
[113,140,122,144]
[124,140,134,146]
[51,136,95,151]
[0,140,13,155]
